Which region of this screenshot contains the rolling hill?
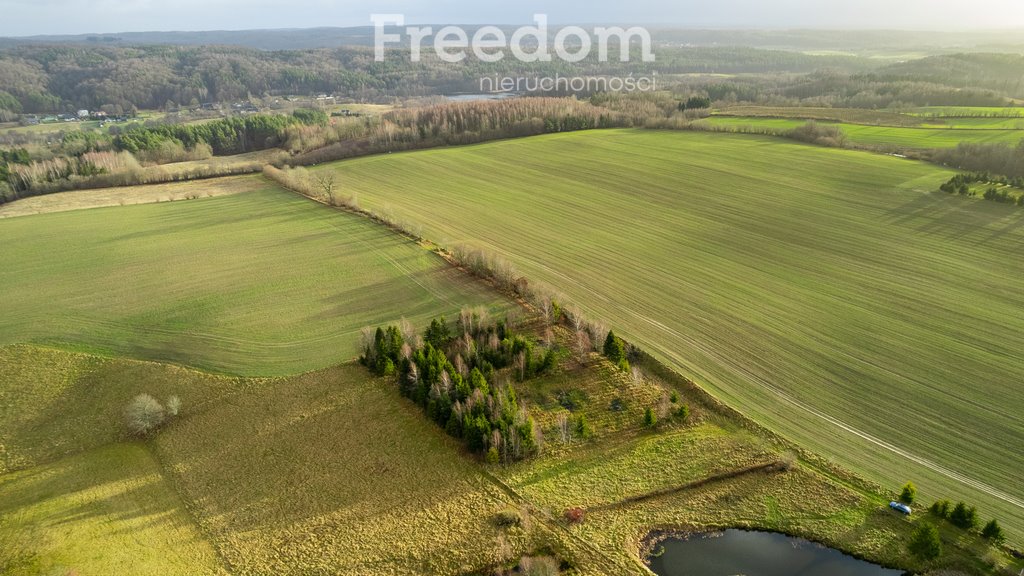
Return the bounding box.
[314,128,1024,544]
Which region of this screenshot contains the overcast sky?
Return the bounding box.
[3,0,1024,37]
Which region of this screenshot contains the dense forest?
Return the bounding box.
[870,53,1024,98]
[1,44,1018,116]
[0,43,881,114]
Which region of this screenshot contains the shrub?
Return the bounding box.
[166,395,181,417]
[557,389,587,411]
[564,507,585,524]
[786,120,847,147]
[643,407,657,428]
[494,509,523,528]
[929,500,951,518]
[900,481,917,505]
[125,394,166,436]
[616,358,631,373]
[981,519,1005,544]
[575,414,593,439]
[674,404,690,421]
[908,523,942,560]
[485,446,500,464]
[778,452,797,472]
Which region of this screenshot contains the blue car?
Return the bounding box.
[889,501,912,515]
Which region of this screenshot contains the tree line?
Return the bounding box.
[929,499,1005,545]
[288,98,628,166]
[115,110,326,156]
[897,482,1007,562]
[931,140,1024,181]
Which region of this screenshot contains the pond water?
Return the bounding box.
[647,530,906,576]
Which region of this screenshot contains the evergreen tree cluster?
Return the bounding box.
[360,313,558,462]
[929,498,1004,544]
[940,172,1024,206]
[113,110,324,156]
[678,96,712,111]
[948,501,980,531]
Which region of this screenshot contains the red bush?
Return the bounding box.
[564,507,586,524]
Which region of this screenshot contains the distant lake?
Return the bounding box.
[647,530,905,576]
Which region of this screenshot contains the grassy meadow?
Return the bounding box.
[2,342,1017,575]
[153,362,532,575]
[0,443,226,576]
[316,129,1024,545]
[0,180,511,376]
[0,174,263,218]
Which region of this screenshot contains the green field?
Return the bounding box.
[5,343,1015,575]
[715,106,927,126]
[903,106,1024,118]
[703,116,1024,147]
[0,179,510,376]
[316,129,1024,545]
[2,155,1021,574]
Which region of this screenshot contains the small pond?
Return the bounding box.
[647,529,906,576]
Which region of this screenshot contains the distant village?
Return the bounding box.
[19,94,361,128]
[22,110,133,126]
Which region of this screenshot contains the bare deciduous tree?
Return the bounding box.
[566,304,585,333]
[657,392,672,420]
[514,351,527,381]
[631,366,644,385]
[588,321,608,353]
[315,173,337,205]
[556,412,571,444]
[125,394,166,436]
[459,306,472,334]
[574,330,592,364]
[539,293,553,325]
[399,317,415,342]
[359,326,375,361]
[454,353,468,378]
[474,305,489,331]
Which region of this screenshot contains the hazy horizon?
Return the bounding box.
[3,0,1024,37]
